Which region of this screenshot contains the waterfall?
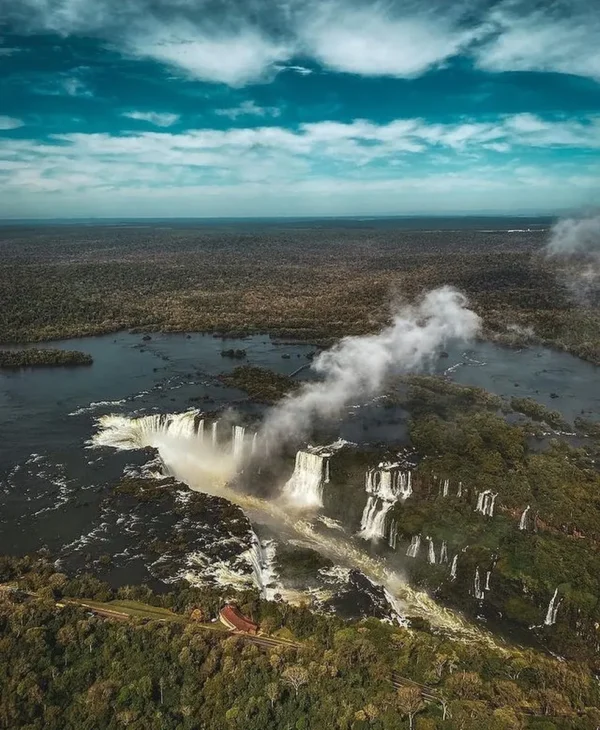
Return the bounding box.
[485,571,491,591]
[388,520,398,550]
[474,567,485,600]
[365,465,412,502]
[457,481,462,498]
[439,541,448,563]
[283,450,330,508]
[519,505,530,531]
[211,421,218,447]
[360,464,412,543]
[406,535,421,558]
[427,537,436,564]
[244,532,278,600]
[442,479,449,497]
[450,555,458,580]
[197,418,204,442]
[231,425,246,460]
[251,432,258,454]
[475,490,498,517]
[359,498,394,541]
[544,588,561,626]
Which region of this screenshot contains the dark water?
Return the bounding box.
[0,331,598,619]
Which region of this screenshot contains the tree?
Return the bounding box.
[282,665,309,697]
[266,682,280,709]
[396,686,425,730]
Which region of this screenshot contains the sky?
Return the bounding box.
[0,0,599,218]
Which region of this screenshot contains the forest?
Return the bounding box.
[0,348,92,369]
[0,222,598,364]
[1,554,600,730]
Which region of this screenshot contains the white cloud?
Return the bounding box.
[215,100,281,119]
[1,114,598,207]
[4,0,600,85]
[0,116,24,130]
[300,2,476,78]
[124,19,291,86]
[123,111,180,127]
[475,1,600,81]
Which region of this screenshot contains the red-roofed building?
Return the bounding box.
[219,604,259,634]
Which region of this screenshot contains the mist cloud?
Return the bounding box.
[262,286,480,445]
[546,214,600,303]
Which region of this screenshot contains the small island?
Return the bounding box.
[0,348,93,369]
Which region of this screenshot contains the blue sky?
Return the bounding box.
[0,0,599,218]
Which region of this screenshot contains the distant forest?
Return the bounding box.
[0,223,598,363]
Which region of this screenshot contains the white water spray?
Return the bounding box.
[360,464,412,542]
[262,286,480,445]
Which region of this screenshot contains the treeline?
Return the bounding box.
[0,224,598,365]
[1,555,600,729]
[0,348,93,369]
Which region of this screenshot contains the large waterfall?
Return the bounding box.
[475,490,498,517]
[519,505,530,531]
[544,588,561,626]
[406,535,421,558]
[283,449,331,508]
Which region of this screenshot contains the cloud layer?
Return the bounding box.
[0,112,597,216]
[3,0,600,86]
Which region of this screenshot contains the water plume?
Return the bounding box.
[545,213,600,304]
[261,286,480,446]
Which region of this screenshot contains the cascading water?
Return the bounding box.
[474,567,485,600]
[283,449,330,508]
[211,421,218,447]
[360,464,412,542]
[360,498,394,541]
[442,479,449,497]
[232,425,246,460]
[427,537,436,564]
[457,481,462,498]
[475,490,498,517]
[544,588,561,626]
[406,535,421,558]
[439,541,448,563]
[450,555,458,579]
[388,520,398,550]
[519,505,530,531]
[485,571,491,591]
